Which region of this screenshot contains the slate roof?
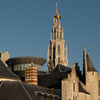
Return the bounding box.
[0,81,58,100]
[38,64,71,89]
[86,54,97,72]
[0,59,20,80]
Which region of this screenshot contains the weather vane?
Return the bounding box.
[56,3,58,8]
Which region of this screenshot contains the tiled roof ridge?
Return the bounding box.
[20,82,33,100]
[35,91,60,98]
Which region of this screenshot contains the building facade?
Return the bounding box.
[62,47,99,100]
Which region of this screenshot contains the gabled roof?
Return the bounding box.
[86,54,97,72]
[0,81,58,100]
[79,82,90,94]
[0,59,20,80]
[38,64,71,89]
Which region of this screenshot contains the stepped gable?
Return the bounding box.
[0,59,20,80]
[0,81,58,100]
[86,54,97,72]
[38,64,71,89]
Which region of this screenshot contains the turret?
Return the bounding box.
[62,27,63,39]
[51,27,52,40]
[47,45,49,63]
[83,46,87,83]
[65,43,68,66]
[83,47,98,100]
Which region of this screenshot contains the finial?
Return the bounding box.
[66,43,67,48]
[56,3,58,8]
[84,46,86,51]
[48,45,49,48]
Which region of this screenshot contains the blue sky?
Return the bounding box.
[0,0,100,73]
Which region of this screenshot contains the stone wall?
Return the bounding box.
[86,72,98,100]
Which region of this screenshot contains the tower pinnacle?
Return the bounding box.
[56,3,58,8]
[47,7,68,73]
[55,3,58,15]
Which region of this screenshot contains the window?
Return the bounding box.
[92,72,94,75]
[58,45,60,55]
[73,83,75,91]
[57,32,59,38]
[55,19,56,23]
[60,32,62,39]
[54,28,56,39]
[73,96,75,100]
[53,46,55,59]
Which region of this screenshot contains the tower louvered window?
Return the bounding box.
[58,45,60,55]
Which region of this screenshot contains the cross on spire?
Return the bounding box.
[56,3,58,8]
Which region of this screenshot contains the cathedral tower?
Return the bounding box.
[47,6,68,72]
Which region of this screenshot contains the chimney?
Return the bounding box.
[25,62,38,85]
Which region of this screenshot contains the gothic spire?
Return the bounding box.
[55,3,58,15]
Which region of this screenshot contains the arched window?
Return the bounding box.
[58,45,60,55]
[60,32,62,39]
[54,28,56,39]
[53,45,55,60]
[53,45,56,66]
[55,19,56,23]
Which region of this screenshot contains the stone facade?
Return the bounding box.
[62,63,90,100]
[62,47,99,100]
[83,47,98,100]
